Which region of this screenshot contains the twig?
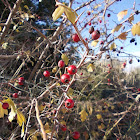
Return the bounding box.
[0,0,22,45]
[35,99,47,140]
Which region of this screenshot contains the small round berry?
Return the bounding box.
[138,88,140,92]
[72,131,80,139]
[67,65,77,75]
[120,47,123,49]
[43,70,50,77]
[100,41,104,45]
[80,72,83,75]
[61,74,70,83]
[18,77,24,82]
[85,38,88,41]
[61,125,67,131]
[58,60,65,68]
[18,81,24,85]
[92,30,100,40]
[99,20,102,23]
[87,11,91,15]
[2,103,9,109]
[107,13,111,17]
[13,93,18,98]
[88,22,91,26]
[108,79,111,82]
[72,34,80,42]
[65,99,74,108]
[108,64,110,67]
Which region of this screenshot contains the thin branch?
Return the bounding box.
[35,99,47,140]
[0,0,22,45]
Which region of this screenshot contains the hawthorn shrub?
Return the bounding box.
[0,0,140,140]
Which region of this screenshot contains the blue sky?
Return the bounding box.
[68,0,140,72]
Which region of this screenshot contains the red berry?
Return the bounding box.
[99,20,102,23]
[89,26,94,34]
[85,38,88,41]
[107,13,111,17]
[138,88,140,92]
[121,47,123,49]
[58,60,65,68]
[18,81,24,85]
[72,34,80,42]
[61,74,70,83]
[109,67,112,70]
[87,11,91,15]
[61,125,67,131]
[108,64,110,67]
[80,72,83,75]
[92,30,100,40]
[108,79,111,82]
[13,93,18,98]
[108,71,110,74]
[100,41,104,45]
[65,99,74,108]
[72,131,80,139]
[123,62,126,67]
[2,102,9,109]
[107,83,110,86]
[88,22,91,26]
[67,65,77,75]
[43,70,50,77]
[18,77,24,82]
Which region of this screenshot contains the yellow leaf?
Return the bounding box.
[91,40,99,47]
[44,123,51,133]
[61,54,69,65]
[94,4,101,9]
[79,109,88,122]
[110,43,116,50]
[67,88,74,96]
[21,122,25,138]
[38,105,45,112]
[98,123,105,130]
[6,98,17,122]
[117,10,128,21]
[52,66,57,73]
[111,24,122,33]
[56,83,60,86]
[64,6,77,24]
[128,14,134,23]
[60,120,66,125]
[24,5,29,10]
[86,103,93,115]
[91,130,99,138]
[52,6,65,21]
[17,109,26,126]
[118,32,127,40]
[0,26,2,32]
[87,63,95,72]
[96,114,102,120]
[131,22,140,36]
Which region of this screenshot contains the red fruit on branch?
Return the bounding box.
[61,74,70,83]
[87,11,91,15]
[13,93,18,98]
[67,65,77,75]
[72,34,80,42]
[43,70,50,77]
[65,99,74,108]
[88,22,91,26]
[18,77,24,82]
[2,103,9,109]
[92,30,100,40]
[61,125,67,131]
[72,131,80,139]
[107,13,111,17]
[58,60,65,68]
[108,79,111,82]
[89,26,94,34]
